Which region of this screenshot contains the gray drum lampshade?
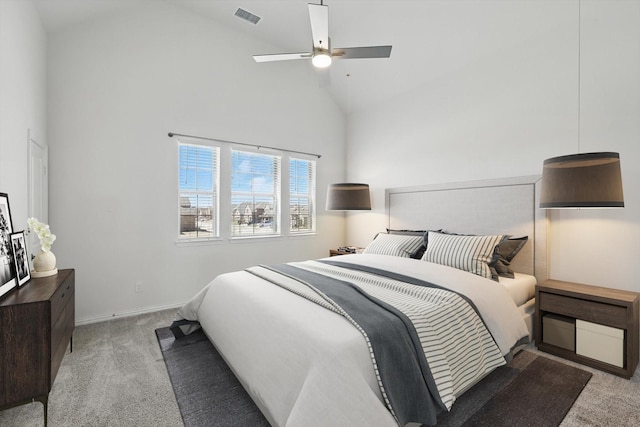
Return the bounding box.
[540,152,624,208]
[326,183,371,210]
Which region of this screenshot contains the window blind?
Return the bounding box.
[290,158,316,233]
[231,150,281,237]
[178,143,219,238]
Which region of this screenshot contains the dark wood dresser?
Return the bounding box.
[0,268,75,425]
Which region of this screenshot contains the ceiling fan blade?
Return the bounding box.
[253,52,312,63]
[332,45,392,59]
[308,3,329,50]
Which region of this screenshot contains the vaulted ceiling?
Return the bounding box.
[33,0,575,113]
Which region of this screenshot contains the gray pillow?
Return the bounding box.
[489,236,529,279]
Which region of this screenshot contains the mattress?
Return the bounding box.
[499,272,537,307]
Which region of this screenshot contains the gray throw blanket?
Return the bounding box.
[248,262,462,426]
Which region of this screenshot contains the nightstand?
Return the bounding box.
[329,247,363,257]
[535,279,639,379]
[329,249,351,257]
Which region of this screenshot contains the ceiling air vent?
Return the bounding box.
[235,8,261,25]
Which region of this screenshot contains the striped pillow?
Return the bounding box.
[363,233,424,258]
[421,231,505,279]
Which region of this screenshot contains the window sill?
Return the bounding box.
[175,237,223,247]
[289,232,317,238]
[230,232,317,242]
[229,234,282,243]
[175,232,318,247]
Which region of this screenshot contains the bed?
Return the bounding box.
[176,176,548,427]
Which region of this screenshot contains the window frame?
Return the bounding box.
[176,142,317,245]
[289,157,317,235]
[177,141,220,242]
[230,148,282,239]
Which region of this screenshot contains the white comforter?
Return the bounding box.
[177,254,529,427]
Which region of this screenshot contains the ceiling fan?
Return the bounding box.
[253,1,392,69]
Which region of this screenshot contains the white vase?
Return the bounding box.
[32,249,57,277]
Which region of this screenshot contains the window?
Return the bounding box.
[289,158,316,233]
[178,143,219,239]
[177,141,317,241]
[231,150,281,237]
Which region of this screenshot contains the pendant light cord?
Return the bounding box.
[577,0,581,154]
[346,73,351,116]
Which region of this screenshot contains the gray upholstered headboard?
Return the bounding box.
[385,176,548,282]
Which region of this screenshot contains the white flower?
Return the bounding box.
[27,217,57,252]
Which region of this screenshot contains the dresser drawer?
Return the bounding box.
[51,298,74,386]
[539,291,627,329]
[51,276,74,323]
[51,292,74,360]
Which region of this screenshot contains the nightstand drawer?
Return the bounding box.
[539,291,627,329]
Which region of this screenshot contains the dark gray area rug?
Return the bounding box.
[156,327,591,427]
[463,355,592,426]
[155,327,270,427]
[438,350,592,426]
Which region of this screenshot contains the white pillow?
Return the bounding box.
[363,233,424,258]
[421,231,505,279]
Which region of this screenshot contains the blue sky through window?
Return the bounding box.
[290,159,310,194]
[179,145,214,192]
[231,151,276,194]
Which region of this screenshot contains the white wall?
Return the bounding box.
[8,0,637,322]
[46,2,346,322]
[0,0,47,228]
[346,0,640,293]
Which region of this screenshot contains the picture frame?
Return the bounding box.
[0,192,17,299]
[10,231,30,287]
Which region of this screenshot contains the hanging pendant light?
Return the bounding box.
[326,183,371,210]
[540,152,624,208]
[539,1,624,209]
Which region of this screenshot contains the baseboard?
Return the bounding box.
[75,302,185,326]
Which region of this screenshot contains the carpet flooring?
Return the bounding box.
[0,309,183,427]
[0,309,637,427]
[156,326,592,427]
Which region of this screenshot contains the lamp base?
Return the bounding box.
[31,268,58,278]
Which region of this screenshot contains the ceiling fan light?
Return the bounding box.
[312,53,332,68]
